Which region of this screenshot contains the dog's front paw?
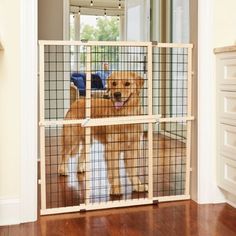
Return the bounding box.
[110,186,122,196]
[58,164,69,176]
[133,183,148,192]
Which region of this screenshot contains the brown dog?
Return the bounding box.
[59,71,148,195]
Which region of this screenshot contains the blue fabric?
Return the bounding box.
[71,74,86,96]
[71,72,105,96]
[95,71,111,88]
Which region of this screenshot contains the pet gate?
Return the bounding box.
[39,41,194,215]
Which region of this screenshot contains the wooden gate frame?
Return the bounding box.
[38,41,194,215]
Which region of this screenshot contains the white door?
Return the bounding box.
[125,0,150,41]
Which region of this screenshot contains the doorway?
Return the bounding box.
[37,0,196,216]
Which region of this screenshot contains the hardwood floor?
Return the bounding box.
[1,201,236,236]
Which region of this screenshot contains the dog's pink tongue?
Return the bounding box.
[115,101,124,109]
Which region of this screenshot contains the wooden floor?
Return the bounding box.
[1,201,236,236]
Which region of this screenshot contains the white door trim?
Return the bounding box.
[63,0,70,40]
[197,0,225,203]
[20,0,38,222]
[125,0,150,41]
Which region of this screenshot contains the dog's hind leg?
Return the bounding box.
[58,144,72,176]
[77,139,86,173]
[58,124,80,176]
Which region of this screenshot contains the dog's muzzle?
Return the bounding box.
[112,92,132,110]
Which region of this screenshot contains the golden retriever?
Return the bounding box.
[59,71,148,195]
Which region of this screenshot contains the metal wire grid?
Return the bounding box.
[153,122,187,197]
[44,45,148,120]
[39,41,193,214]
[89,124,148,203]
[45,125,86,208]
[90,45,148,117]
[152,46,189,198]
[152,47,188,118]
[43,44,150,209]
[44,125,148,208]
[44,45,87,120]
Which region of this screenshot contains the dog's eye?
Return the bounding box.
[112,81,117,86]
[125,82,130,86]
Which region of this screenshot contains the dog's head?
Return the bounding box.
[107,71,144,110]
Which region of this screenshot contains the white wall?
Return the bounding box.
[213,0,236,47]
[0,0,21,199]
[0,0,21,225]
[0,0,38,225]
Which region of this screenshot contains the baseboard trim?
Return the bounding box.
[0,198,20,226]
[225,192,236,208]
[227,199,236,208]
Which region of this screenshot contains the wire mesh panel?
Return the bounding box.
[44,45,87,120]
[89,45,148,117]
[45,125,86,208]
[39,41,193,215]
[39,41,153,215]
[152,44,193,201]
[152,122,187,197]
[153,46,189,118]
[88,124,148,203]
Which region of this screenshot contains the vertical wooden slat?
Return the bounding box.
[187,48,193,117]
[147,43,153,199]
[185,47,193,195]
[39,43,46,211]
[160,47,167,118]
[85,46,91,204]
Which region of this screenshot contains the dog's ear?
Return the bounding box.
[135,74,144,89]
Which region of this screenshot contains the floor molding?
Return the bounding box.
[226,192,236,208]
[227,200,236,208]
[0,198,20,226]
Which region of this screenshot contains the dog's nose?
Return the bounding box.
[114,92,121,99]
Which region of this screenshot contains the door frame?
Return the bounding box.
[19,0,70,223]
[125,0,151,41]
[63,0,70,40]
[20,0,225,223]
[20,0,38,223]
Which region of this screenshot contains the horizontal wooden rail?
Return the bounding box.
[39,115,195,127]
[38,40,151,47]
[153,43,193,48]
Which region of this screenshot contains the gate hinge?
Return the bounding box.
[81,118,90,127]
[152,200,159,205]
[80,208,86,213]
[81,39,89,43]
[155,114,161,124]
[152,41,158,46]
[39,121,45,127]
